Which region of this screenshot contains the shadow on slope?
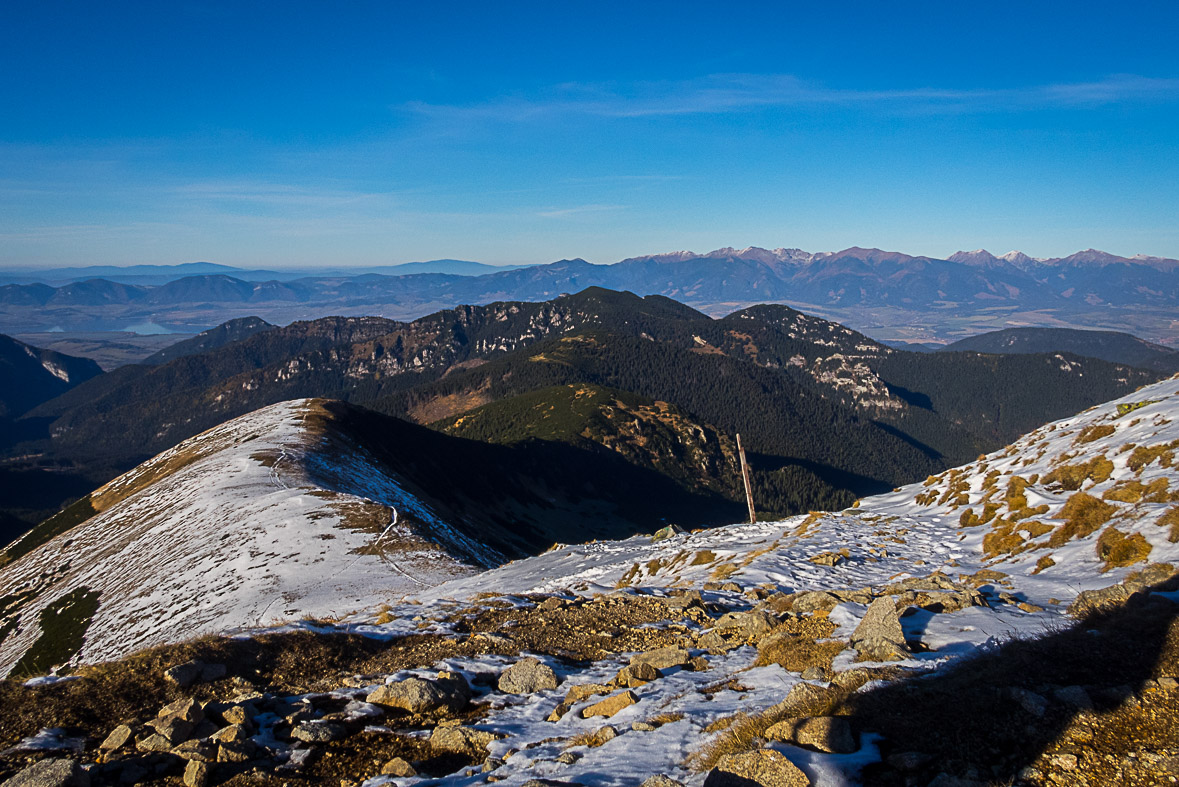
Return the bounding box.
[848,574,1179,786]
[296,400,748,559]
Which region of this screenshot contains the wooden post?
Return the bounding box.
[737,433,756,524]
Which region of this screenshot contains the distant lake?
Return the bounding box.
[123,321,178,335]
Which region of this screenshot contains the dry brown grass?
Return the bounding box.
[1041,457,1114,491]
[1075,424,1116,444]
[646,711,685,726]
[754,617,842,672]
[690,550,717,565]
[1048,492,1117,547]
[1103,478,1175,504]
[1033,555,1056,574]
[710,562,739,580]
[1127,441,1178,473]
[959,502,1000,528]
[1160,506,1179,543]
[1095,526,1153,571]
[688,683,852,771]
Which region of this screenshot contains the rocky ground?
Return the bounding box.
[1,561,1177,787]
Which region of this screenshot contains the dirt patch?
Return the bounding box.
[409,385,492,425]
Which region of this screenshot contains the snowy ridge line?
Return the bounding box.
[0,399,480,676]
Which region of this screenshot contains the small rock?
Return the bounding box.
[1008,687,1048,717]
[135,733,175,752]
[499,657,560,694]
[1158,676,1179,690]
[793,716,857,753]
[220,704,255,727]
[99,725,133,750]
[172,740,216,762]
[483,757,504,773]
[564,683,613,705]
[631,646,690,671]
[615,661,660,687]
[1049,753,1078,770]
[1053,685,1093,709]
[698,631,734,653]
[688,656,710,672]
[582,690,639,718]
[210,724,251,744]
[799,666,828,682]
[148,715,194,745]
[587,725,618,747]
[182,761,208,787]
[380,757,416,777]
[164,661,205,688]
[556,751,580,765]
[631,721,656,731]
[713,610,778,639]
[705,750,811,786]
[291,721,348,743]
[216,742,254,763]
[547,702,571,722]
[538,597,567,612]
[159,697,204,723]
[640,777,685,787]
[430,723,502,756]
[2,759,90,787]
[366,672,471,714]
[790,591,840,614]
[720,581,742,593]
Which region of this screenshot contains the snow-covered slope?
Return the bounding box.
[416,375,1179,608]
[0,399,491,677]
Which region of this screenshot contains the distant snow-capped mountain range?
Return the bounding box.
[1,244,1177,345]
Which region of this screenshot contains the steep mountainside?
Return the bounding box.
[0,335,102,420]
[141,316,275,365]
[6,290,1160,544]
[943,327,1179,373]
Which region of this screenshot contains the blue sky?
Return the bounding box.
[2,1,1178,267]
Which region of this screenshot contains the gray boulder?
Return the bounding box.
[2,759,90,787]
[499,657,560,694]
[366,671,470,714]
[290,721,348,743]
[851,598,911,661]
[705,750,811,786]
[631,646,690,671]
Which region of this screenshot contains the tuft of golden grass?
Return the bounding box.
[1048,492,1116,547]
[1096,527,1153,571]
[1075,424,1116,444]
[1159,506,1179,543]
[1127,441,1178,472]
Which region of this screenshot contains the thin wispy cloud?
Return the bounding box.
[407,73,1179,123]
[537,204,626,219]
